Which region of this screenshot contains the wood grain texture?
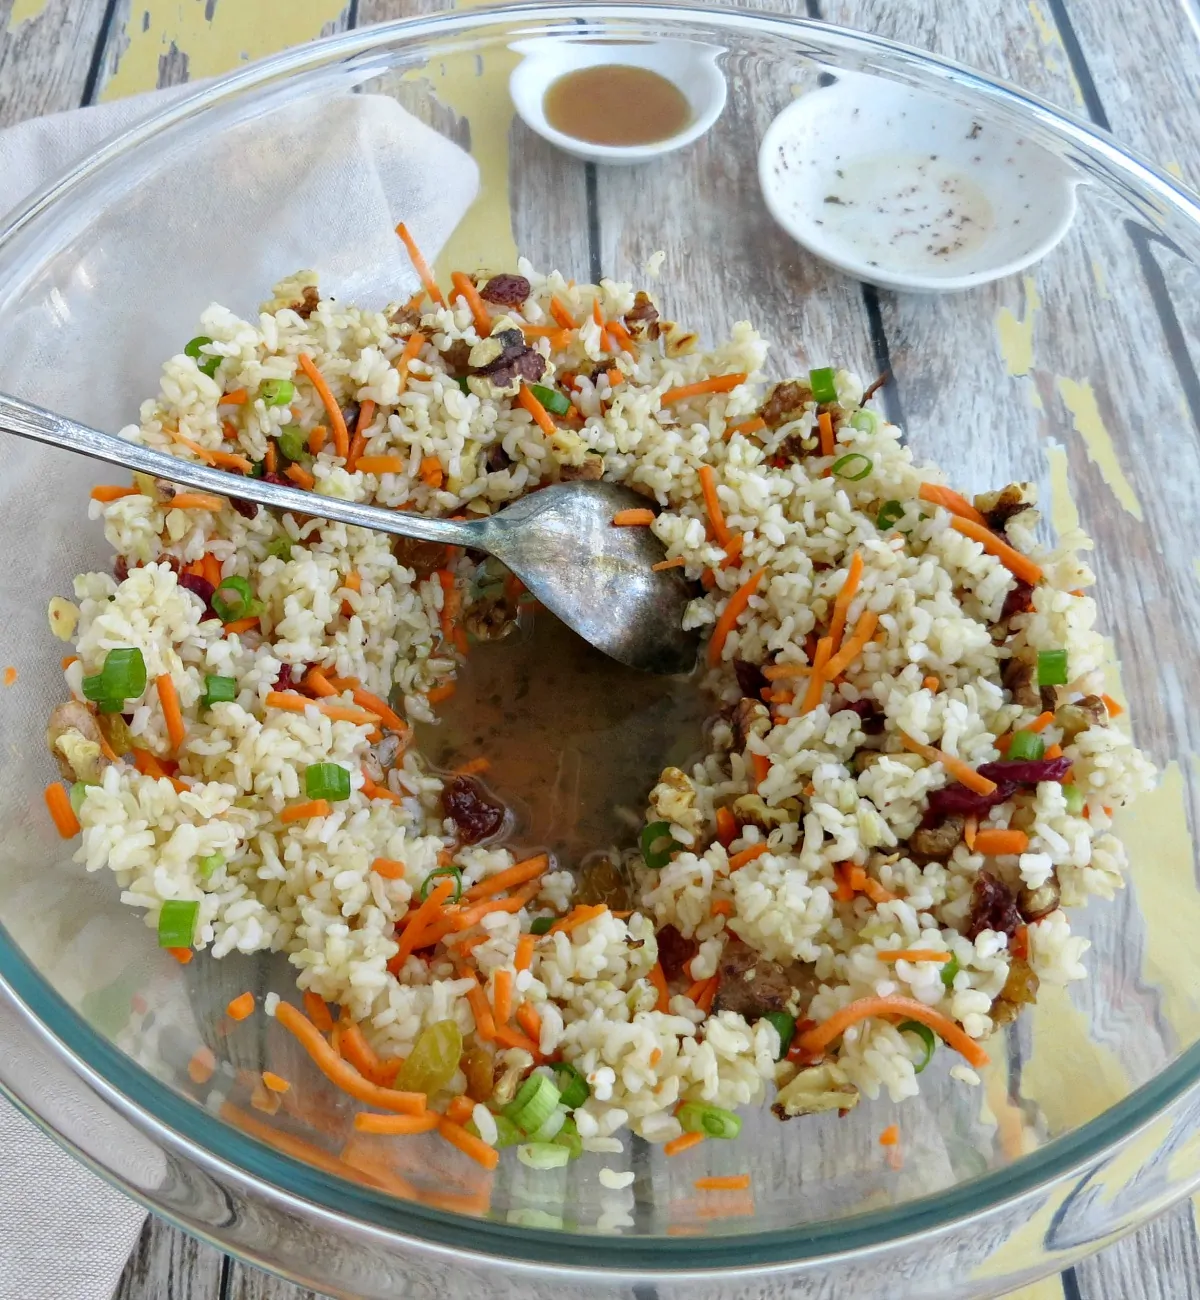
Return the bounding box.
[112,1213,226,1300]
[0,0,113,123]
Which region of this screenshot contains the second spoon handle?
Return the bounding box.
[0,391,480,549]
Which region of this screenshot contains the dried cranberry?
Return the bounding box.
[230,497,259,519]
[733,659,767,699]
[655,924,698,982]
[442,775,506,844]
[273,663,308,691]
[1000,579,1034,622]
[113,555,129,582]
[480,273,531,307]
[834,698,885,734]
[976,757,1073,786]
[178,572,216,616]
[263,471,291,487]
[964,870,1023,941]
[925,781,1018,820]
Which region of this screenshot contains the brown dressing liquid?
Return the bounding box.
[415,609,709,868]
[543,65,693,147]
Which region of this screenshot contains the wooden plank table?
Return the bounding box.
[0,0,1197,1296]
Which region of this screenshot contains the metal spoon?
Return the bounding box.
[0,393,700,675]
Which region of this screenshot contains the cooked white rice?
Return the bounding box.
[46,258,1156,1152]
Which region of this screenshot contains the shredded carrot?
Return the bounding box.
[661,373,747,404]
[438,1117,500,1170]
[464,853,549,902]
[828,551,865,652]
[696,1174,751,1192]
[973,828,1030,856]
[949,516,1043,586]
[832,863,856,904]
[356,454,406,477]
[613,508,657,527]
[226,992,255,1021]
[345,399,376,473]
[169,493,226,511]
[285,462,315,490]
[964,815,978,851]
[274,1002,427,1113]
[303,667,338,698]
[1044,742,1063,760]
[392,329,427,399]
[710,898,735,917]
[351,688,407,734]
[515,1002,541,1044]
[265,691,379,725]
[280,799,331,824]
[297,353,350,460]
[748,753,771,791]
[450,271,491,336]
[549,296,577,330]
[355,1111,439,1135]
[515,933,535,973]
[221,420,239,442]
[445,1094,476,1127]
[303,991,335,1032]
[61,655,78,670]
[371,857,406,880]
[395,222,444,306]
[849,867,898,905]
[606,368,624,388]
[714,806,738,848]
[264,440,279,475]
[152,673,186,751]
[549,902,608,934]
[649,962,670,1013]
[419,454,444,489]
[1026,710,1056,733]
[899,732,998,796]
[684,975,709,1004]
[918,483,988,527]
[131,748,167,779]
[492,969,514,1025]
[823,610,879,680]
[651,560,685,577]
[1012,924,1030,961]
[1101,693,1124,718]
[338,1018,395,1087]
[222,616,260,636]
[607,319,637,353]
[817,410,834,457]
[725,416,766,439]
[2,666,15,687]
[307,423,328,455]
[798,995,990,1068]
[517,382,557,437]
[696,975,719,1014]
[426,682,456,705]
[707,567,767,668]
[202,552,222,589]
[494,1022,541,1055]
[879,1124,900,1147]
[800,636,833,714]
[188,1046,216,1085]
[91,485,138,502]
[453,757,491,776]
[923,676,940,693]
[464,981,497,1042]
[762,660,812,681]
[698,464,733,547]
[728,843,769,872]
[719,535,745,571]
[664,1131,706,1157]
[392,875,457,969]
[876,950,952,964]
[166,946,193,964]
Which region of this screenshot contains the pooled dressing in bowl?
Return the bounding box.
[544,64,693,148]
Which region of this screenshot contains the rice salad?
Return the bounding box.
[42,242,1156,1167]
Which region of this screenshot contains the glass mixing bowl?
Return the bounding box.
[2,5,1200,1296]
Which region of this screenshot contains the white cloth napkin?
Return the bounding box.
[0,83,478,1300]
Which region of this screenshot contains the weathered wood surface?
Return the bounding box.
[1,0,1199,1297]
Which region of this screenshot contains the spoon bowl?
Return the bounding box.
[0,392,700,676]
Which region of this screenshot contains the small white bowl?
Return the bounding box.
[509,36,726,166]
[758,71,1079,292]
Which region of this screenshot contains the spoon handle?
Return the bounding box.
[0,392,478,549]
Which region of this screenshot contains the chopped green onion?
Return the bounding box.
[876,500,905,531]
[552,1062,590,1110]
[83,646,147,706]
[505,1074,561,1135]
[1037,649,1068,687]
[419,864,463,902]
[69,782,89,816]
[304,763,351,803]
[201,675,237,710]
[552,1116,583,1160]
[529,916,554,936]
[81,673,116,705]
[832,453,872,481]
[276,424,307,463]
[492,1114,524,1148]
[677,1101,742,1140]
[266,536,294,561]
[184,336,220,377]
[517,1142,571,1170]
[1007,730,1045,762]
[249,460,266,479]
[260,378,295,407]
[198,852,225,880]
[528,1107,567,1142]
[762,1011,795,1060]
[850,408,879,434]
[97,699,125,714]
[941,953,960,989]
[640,821,679,871]
[529,383,571,416]
[899,1020,937,1073]
[211,576,255,623]
[157,898,200,949]
[457,377,470,393]
[1063,783,1085,817]
[809,366,837,405]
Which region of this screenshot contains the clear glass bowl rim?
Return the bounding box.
[2,0,1200,1273]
